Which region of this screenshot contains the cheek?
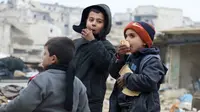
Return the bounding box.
[99,24,104,30]
[86,20,91,26]
[42,57,46,65]
[129,40,138,47]
[42,56,49,64]
[129,40,143,52]
[95,25,103,33]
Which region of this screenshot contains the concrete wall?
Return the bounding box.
[168,45,181,88]
[179,44,200,90]
[68,11,82,38]
[0,23,11,54]
[167,44,200,89]
[29,22,62,45]
[183,17,194,26]
[135,6,157,16]
[134,6,183,31]
[156,7,183,31]
[113,13,132,22]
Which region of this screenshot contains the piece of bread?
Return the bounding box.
[120,40,131,54]
[120,40,130,47]
[119,64,141,96]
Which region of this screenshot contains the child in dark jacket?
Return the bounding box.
[72,4,115,112]
[0,37,90,112]
[109,21,168,112]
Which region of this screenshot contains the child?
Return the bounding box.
[0,37,90,112]
[72,4,115,112]
[109,21,168,112]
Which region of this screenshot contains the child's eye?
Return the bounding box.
[130,34,135,38]
[89,18,94,22]
[97,20,103,24]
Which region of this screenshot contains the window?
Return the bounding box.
[13,49,26,54]
[61,16,64,22]
[64,24,68,27]
[134,16,141,21]
[50,28,53,33]
[28,50,42,55]
[145,19,149,23]
[43,16,46,20]
[116,22,122,25]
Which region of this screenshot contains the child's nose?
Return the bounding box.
[92,21,96,26]
[126,38,130,42]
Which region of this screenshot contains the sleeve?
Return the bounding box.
[108,54,126,79]
[87,39,116,70]
[123,58,166,92]
[77,86,90,112]
[0,75,47,112]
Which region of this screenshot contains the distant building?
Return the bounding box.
[183,17,194,27]
[0,0,83,62]
[134,5,184,31]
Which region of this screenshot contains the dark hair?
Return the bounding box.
[45,37,75,111]
[89,8,102,13]
[88,8,107,25]
[45,37,75,65]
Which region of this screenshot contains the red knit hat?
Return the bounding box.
[124,21,155,48]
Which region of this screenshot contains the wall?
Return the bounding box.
[156,7,183,31]
[135,6,157,16]
[179,44,200,90]
[29,21,62,45]
[0,23,11,54]
[168,45,181,88]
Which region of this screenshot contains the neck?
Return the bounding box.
[46,64,68,71]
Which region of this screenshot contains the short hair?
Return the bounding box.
[45,37,75,65]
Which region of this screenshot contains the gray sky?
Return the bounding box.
[37,0,199,21]
[4,0,199,21]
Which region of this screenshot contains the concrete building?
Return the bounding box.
[113,8,134,25]
[39,3,83,38]
[134,5,184,31]
[0,0,83,62]
[156,27,200,90]
[183,17,194,27]
[110,5,196,47]
[107,24,125,46]
[0,22,11,54]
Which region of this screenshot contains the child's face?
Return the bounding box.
[86,11,104,35]
[42,46,57,69]
[125,29,145,53]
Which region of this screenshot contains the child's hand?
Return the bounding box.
[117,75,125,88]
[117,44,131,55]
[81,28,95,41]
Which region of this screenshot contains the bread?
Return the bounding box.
[120,40,131,54]
[120,40,130,47]
[119,64,141,96]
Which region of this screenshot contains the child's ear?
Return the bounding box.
[51,55,58,64]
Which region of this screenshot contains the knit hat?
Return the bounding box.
[124,21,155,48]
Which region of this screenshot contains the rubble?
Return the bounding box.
[159,84,199,112]
[103,83,200,112]
[0,85,24,105]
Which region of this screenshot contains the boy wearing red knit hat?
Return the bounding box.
[109,21,168,112]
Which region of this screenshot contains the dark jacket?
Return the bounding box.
[72,4,115,112]
[0,69,90,112]
[109,48,168,112]
[0,56,25,72]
